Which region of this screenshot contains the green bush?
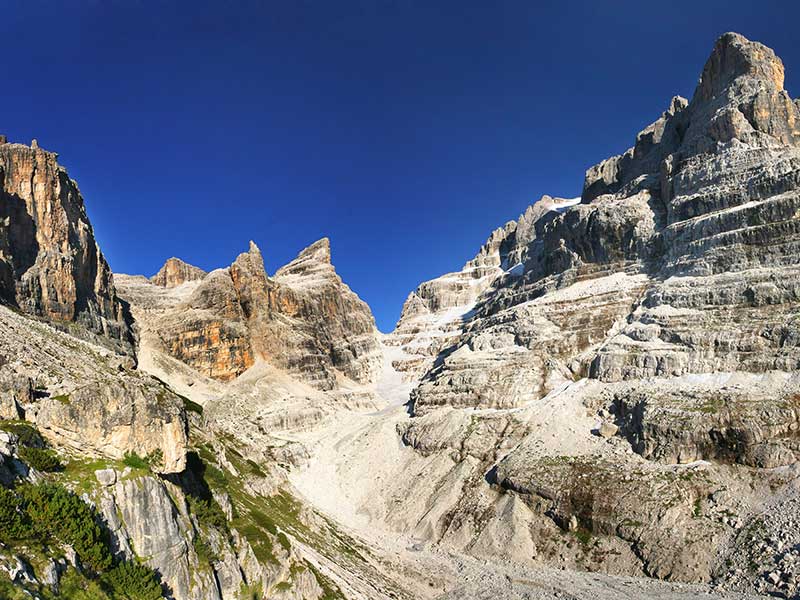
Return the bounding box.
[188,496,228,531]
[20,483,113,572]
[19,446,62,472]
[0,421,44,447]
[193,536,217,564]
[0,486,31,541]
[101,562,162,600]
[122,452,149,470]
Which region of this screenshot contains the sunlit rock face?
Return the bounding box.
[398,32,800,415]
[376,35,800,588]
[121,238,382,388]
[151,257,207,288]
[0,139,131,349]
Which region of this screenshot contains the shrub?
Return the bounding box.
[122,452,149,470]
[188,496,228,531]
[19,446,62,472]
[0,421,44,447]
[0,486,31,541]
[19,483,113,572]
[102,561,163,600]
[192,536,217,564]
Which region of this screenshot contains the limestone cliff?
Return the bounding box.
[374,32,800,593]
[119,238,382,390]
[402,32,800,416]
[0,139,130,350]
[151,257,207,288]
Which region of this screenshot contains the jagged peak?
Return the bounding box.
[296,237,331,264]
[232,240,267,277]
[150,257,207,288]
[274,238,335,282]
[695,32,785,102]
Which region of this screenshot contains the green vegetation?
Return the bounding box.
[122,452,149,470]
[183,397,203,415]
[101,561,162,600]
[51,393,71,405]
[20,482,112,571]
[572,526,592,545]
[0,421,44,447]
[237,582,263,600]
[19,446,62,472]
[0,481,164,597]
[187,496,228,531]
[122,449,163,471]
[307,562,346,600]
[192,536,217,565]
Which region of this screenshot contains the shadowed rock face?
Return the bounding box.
[139,239,382,388]
[0,141,130,349]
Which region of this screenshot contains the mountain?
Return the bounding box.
[1,31,800,600]
[0,140,131,351]
[375,31,800,594]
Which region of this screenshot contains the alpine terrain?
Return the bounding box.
[1,32,799,600]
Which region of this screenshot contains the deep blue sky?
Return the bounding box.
[1,2,798,331]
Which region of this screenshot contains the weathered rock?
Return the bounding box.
[94,468,117,486]
[120,238,382,390]
[151,257,207,288]
[0,140,131,349]
[0,367,31,419]
[31,378,187,473]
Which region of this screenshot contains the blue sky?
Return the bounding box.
[1,1,797,331]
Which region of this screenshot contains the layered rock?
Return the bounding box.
[375,32,800,588]
[403,32,800,415]
[119,238,382,390]
[0,303,188,473]
[151,257,207,288]
[0,139,130,348]
[388,195,580,383]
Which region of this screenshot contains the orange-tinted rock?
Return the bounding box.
[151,257,206,288]
[141,239,381,388]
[0,140,130,348]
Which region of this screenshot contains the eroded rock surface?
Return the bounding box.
[118,238,382,390]
[0,140,131,350]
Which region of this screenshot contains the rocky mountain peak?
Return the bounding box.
[296,237,332,263]
[150,257,206,288]
[274,238,332,279]
[696,32,785,102]
[582,32,800,202]
[0,137,131,350]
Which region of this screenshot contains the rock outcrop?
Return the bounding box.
[119,238,382,390]
[0,140,130,349]
[151,257,207,288]
[374,32,800,589]
[401,32,800,415]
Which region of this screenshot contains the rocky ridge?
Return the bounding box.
[356,31,800,594]
[118,238,381,390]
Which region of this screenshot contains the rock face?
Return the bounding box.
[375,32,800,587]
[119,238,382,389]
[0,140,130,348]
[0,303,188,473]
[401,32,800,416]
[151,257,207,288]
[388,196,580,383]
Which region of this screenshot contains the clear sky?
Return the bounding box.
[1,1,797,331]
